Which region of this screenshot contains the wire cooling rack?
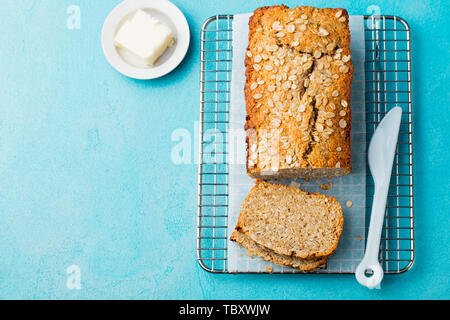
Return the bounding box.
[197,15,414,274]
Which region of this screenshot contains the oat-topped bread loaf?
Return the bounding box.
[231,181,344,260]
[245,5,353,180]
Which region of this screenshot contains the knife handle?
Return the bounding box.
[355,182,389,289]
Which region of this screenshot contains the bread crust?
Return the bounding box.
[244,5,353,180]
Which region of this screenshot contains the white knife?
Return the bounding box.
[355,106,403,289]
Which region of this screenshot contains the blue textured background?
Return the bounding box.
[0,0,448,299]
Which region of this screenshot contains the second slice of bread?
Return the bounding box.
[233,180,344,259]
[231,230,327,271]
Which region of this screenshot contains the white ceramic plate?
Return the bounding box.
[102,0,190,80]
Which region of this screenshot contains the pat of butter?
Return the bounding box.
[114,9,174,66]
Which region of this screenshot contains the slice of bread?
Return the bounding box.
[231,230,327,271]
[233,180,344,259]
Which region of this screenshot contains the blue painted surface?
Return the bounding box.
[0,0,448,299]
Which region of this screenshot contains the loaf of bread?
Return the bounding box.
[231,181,343,264]
[244,5,353,180]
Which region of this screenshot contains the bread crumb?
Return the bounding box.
[289,181,300,188]
[265,266,273,272]
[320,181,333,190]
[346,200,353,208]
[357,234,362,241]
